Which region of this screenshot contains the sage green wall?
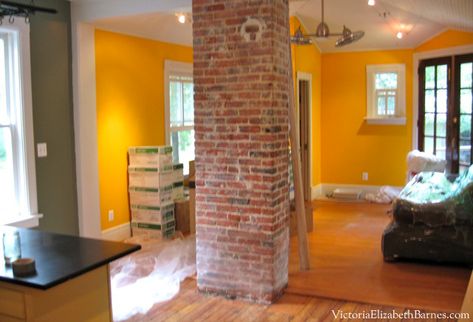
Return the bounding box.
[27,0,78,234]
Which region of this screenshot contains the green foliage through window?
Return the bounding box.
[0,130,6,162]
[375,72,397,89]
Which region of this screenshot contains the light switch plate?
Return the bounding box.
[37,143,47,158]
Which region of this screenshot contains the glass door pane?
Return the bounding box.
[419,54,473,175]
[419,60,450,161]
[458,60,473,172]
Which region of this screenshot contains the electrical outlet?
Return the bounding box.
[37,143,47,158]
[108,210,114,222]
[362,172,369,181]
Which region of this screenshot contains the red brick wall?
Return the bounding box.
[193,0,291,303]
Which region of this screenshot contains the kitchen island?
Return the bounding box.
[0,226,140,321]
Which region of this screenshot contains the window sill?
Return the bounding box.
[364,117,406,125]
[2,213,42,228]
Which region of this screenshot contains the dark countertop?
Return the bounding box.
[0,226,140,290]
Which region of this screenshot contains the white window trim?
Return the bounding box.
[366,64,406,125]
[0,21,40,228]
[412,44,473,150]
[164,60,193,145]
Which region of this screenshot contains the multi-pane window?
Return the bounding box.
[0,33,17,216]
[375,72,397,116]
[366,64,406,124]
[418,54,473,174]
[0,23,37,225]
[165,61,194,175]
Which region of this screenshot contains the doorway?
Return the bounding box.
[297,72,312,201]
[418,53,473,174]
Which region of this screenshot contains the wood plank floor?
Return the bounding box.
[287,200,471,313]
[121,279,455,322]
[117,201,471,321]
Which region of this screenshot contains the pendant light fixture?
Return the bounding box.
[290,26,313,45]
[290,0,365,47]
[335,26,365,47]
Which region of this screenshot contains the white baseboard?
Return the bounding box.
[101,222,131,241]
[311,184,323,200]
[311,183,403,200]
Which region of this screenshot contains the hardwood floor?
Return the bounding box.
[122,279,455,322]
[287,200,471,312]
[118,201,471,321]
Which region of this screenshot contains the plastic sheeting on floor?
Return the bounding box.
[110,235,196,321]
[365,186,402,204]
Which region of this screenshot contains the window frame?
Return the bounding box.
[366,64,406,125]
[164,60,193,144]
[0,21,39,227]
[167,74,194,133]
[164,60,194,175]
[454,54,473,173]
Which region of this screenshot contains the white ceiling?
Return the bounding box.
[93,12,193,46]
[87,0,473,52]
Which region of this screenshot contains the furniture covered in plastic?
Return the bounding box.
[382,165,473,266]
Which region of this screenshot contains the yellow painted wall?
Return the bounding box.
[95,29,193,230]
[95,26,472,229]
[290,17,323,186]
[321,50,414,186]
[415,29,473,52]
[319,29,473,187]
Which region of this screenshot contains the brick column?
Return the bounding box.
[193,0,290,303]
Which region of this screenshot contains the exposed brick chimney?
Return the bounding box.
[193,0,291,303]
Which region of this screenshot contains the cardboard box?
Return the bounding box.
[172,182,185,200]
[128,165,174,188]
[129,185,173,206]
[130,203,175,223]
[172,163,184,179]
[128,146,173,166]
[189,184,195,234]
[188,160,196,234]
[175,198,190,234]
[189,160,195,179]
[131,220,175,239]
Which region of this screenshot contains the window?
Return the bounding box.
[418,54,473,174]
[0,22,38,226]
[164,61,194,175]
[366,64,406,125]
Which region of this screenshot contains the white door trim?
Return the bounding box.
[71,20,101,238]
[412,45,473,151]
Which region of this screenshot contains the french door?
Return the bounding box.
[418,53,473,174]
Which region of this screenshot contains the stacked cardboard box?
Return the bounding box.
[128,146,175,239]
[171,163,184,201]
[188,160,196,234]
